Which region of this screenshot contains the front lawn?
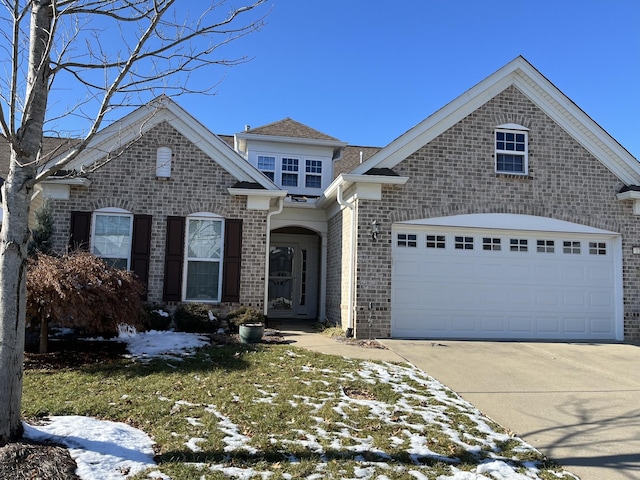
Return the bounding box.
[22,337,577,479]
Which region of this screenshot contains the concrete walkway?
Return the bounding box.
[276,323,640,480]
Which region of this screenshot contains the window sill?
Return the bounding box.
[495,173,533,180]
[155,176,171,181]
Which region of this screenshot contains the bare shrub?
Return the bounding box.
[27,251,145,352]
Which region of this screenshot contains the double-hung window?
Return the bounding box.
[281,157,299,187]
[495,124,528,174]
[92,208,133,269]
[257,155,276,181]
[184,214,224,302]
[305,160,322,188]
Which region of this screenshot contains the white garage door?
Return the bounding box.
[391,214,623,340]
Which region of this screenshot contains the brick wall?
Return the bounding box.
[352,86,640,341]
[48,121,268,313]
[326,206,353,329]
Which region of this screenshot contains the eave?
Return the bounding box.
[227,188,287,211]
[318,173,409,209]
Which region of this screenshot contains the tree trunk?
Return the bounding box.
[39,317,49,354]
[0,1,52,446]
[0,154,34,444]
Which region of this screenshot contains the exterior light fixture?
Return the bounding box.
[371,220,380,241]
[633,246,640,255]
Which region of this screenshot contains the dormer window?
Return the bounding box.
[257,155,275,181]
[281,157,299,187]
[156,146,172,178]
[305,160,322,188]
[495,124,528,175]
[250,152,328,194]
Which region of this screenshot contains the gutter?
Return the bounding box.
[263,196,285,317]
[336,183,356,336]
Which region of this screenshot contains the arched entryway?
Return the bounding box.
[268,227,320,320]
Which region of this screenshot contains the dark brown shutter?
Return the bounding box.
[69,211,91,251]
[162,216,185,302]
[131,215,152,299]
[222,218,242,303]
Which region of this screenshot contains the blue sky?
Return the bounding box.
[52,0,640,157]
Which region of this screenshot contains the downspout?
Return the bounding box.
[337,183,356,336]
[263,196,285,318]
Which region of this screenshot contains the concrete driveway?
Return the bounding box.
[380,340,640,480]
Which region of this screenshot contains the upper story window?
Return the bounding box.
[257,155,275,181]
[495,124,528,175]
[281,157,299,187]
[156,146,172,178]
[305,160,322,188]
[251,152,328,194]
[92,208,133,269]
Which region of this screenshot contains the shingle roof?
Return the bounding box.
[0,136,79,180]
[244,118,340,142]
[333,145,382,178]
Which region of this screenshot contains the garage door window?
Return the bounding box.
[537,239,555,253]
[510,238,528,252]
[483,237,501,251]
[397,233,417,247]
[589,242,607,255]
[455,236,474,250]
[563,241,581,254]
[426,235,446,249]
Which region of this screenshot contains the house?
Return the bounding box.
[27,56,640,342]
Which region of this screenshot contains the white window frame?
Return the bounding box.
[156,146,172,178]
[182,212,225,303]
[257,155,276,181]
[305,159,323,189]
[495,123,529,175]
[397,233,417,247]
[252,152,328,194]
[91,207,133,270]
[281,157,300,187]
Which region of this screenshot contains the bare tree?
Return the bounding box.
[0,0,268,445]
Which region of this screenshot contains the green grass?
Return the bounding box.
[23,343,575,479]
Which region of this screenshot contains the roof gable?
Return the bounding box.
[353,56,640,185]
[44,96,277,190]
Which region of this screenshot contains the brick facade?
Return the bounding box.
[48,121,268,313]
[349,86,640,341]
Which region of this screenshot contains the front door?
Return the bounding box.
[268,234,319,319]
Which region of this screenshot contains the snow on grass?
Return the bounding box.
[23,328,209,479]
[23,416,155,480]
[117,327,209,361]
[23,330,578,480]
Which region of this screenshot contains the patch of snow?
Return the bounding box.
[23,416,155,480]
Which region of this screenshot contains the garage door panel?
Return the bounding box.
[536,289,559,306]
[481,316,505,332]
[508,287,532,305]
[591,318,614,333]
[507,264,531,281]
[391,223,620,340]
[563,290,586,307]
[590,291,613,308]
[533,264,559,282]
[561,265,587,283]
[509,316,534,333]
[452,315,477,332]
[536,316,561,333]
[393,259,422,278]
[588,265,613,282]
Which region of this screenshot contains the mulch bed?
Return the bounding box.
[0,440,80,480]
